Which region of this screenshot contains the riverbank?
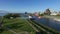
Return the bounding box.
[43,15,60,22]
[53,18,60,22]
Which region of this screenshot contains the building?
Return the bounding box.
[28,16,32,19]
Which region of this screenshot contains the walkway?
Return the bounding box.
[6,28,18,34]
[25,19,39,32]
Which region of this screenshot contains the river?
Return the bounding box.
[34,17,60,31]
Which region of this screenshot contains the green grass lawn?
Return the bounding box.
[1,18,35,34]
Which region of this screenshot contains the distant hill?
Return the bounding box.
[0,10,9,16]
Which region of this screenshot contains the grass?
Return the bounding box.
[1,18,35,34]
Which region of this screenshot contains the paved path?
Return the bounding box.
[25,19,39,32]
[7,28,18,34]
[6,25,30,34]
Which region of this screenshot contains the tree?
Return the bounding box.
[0,17,4,33]
[4,13,20,19]
[38,12,40,16]
[44,8,51,15]
[25,12,27,14]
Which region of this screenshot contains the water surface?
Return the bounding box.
[34,17,60,31]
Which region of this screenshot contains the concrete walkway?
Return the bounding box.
[7,28,18,34]
[6,27,31,34]
[25,19,39,32]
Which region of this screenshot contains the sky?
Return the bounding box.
[0,0,60,13]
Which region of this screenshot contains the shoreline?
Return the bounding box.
[53,18,60,22]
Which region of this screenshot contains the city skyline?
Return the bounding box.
[0,0,60,13]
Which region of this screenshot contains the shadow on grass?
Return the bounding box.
[0,27,7,34]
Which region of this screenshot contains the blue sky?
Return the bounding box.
[0,0,60,13]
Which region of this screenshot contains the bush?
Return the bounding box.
[40,14,44,16]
